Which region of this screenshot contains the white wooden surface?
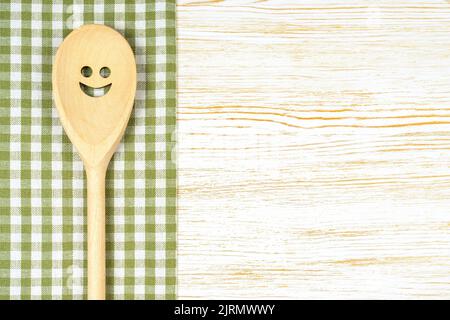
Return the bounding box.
[177,0,450,299]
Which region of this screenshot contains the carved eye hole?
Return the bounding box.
[81,66,92,77]
[100,67,111,78]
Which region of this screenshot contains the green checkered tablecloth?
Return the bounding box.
[0,1,176,299]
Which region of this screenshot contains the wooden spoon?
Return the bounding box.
[52,24,136,300]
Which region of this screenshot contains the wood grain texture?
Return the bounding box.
[177,0,450,299]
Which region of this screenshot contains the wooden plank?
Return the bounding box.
[177,0,450,299]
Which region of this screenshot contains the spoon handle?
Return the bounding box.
[86,166,107,300]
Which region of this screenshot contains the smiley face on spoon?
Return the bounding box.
[79,65,112,97]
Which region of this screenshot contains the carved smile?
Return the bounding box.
[79,82,112,97]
